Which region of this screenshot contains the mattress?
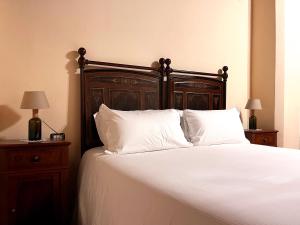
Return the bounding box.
[78,144,300,225]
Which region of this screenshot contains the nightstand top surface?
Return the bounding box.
[244,129,278,133]
[0,139,70,148]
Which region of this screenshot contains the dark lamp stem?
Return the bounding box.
[249,111,257,130]
[32,109,39,118]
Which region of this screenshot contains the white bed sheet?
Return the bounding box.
[78,144,300,225]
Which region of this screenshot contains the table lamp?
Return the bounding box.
[20,91,49,140]
[245,98,262,130]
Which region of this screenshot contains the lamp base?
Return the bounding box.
[28,117,42,140]
[249,115,257,130]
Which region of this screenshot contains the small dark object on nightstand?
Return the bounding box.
[50,133,65,141]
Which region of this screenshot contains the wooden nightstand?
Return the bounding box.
[244,130,278,147]
[0,140,70,225]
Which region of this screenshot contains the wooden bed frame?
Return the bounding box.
[78,47,228,155]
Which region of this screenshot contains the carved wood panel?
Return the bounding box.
[82,70,161,150]
[110,90,140,110]
[168,74,225,111]
[174,92,183,110]
[187,93,209,110]
[91,88,104,113]
[145,92,159,109]
[213,95,221,110]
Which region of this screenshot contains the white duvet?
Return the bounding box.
[78,144,300,225]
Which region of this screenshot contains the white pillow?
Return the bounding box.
[94,104,192,153]
[176,110,190,141]
[183,108,249,146]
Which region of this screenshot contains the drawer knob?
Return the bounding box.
[32,155,40,162]
[11,208,16,213]
[263,138,267,143]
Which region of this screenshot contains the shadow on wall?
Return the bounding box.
[0,105,21,139]
[151,61,160,69]
[65,50,81,224]
[65,50,81,150]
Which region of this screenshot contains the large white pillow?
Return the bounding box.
[183,108,249,146]
[94,104,192,153]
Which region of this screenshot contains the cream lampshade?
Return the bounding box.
[245,98,262,129]
[20,91,49,140]
[20,91,49,109]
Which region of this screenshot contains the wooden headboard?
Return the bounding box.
[78,48,228,154]
[164,58,228,110]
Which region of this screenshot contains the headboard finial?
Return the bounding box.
[165,58,171,66]
[159,58,165,65]
[222,66,228,81]
[159,58,165,75]
[78,47,87,70]
[78,47,86,56]
[165,58,172,76]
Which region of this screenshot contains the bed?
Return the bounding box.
[77,48,300,225]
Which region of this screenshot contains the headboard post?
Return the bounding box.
[165,58,172,76]
[78,47,87,70]
[222,66,228,108]
[78,47,87,153]
[159,58,166,109]
[164,58,172,108]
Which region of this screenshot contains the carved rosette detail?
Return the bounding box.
[90,76,157,87]
[175,82,221,90]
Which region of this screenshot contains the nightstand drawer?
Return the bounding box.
[7,148,65,171]
[252,133,275,146]
[244,130,278,147]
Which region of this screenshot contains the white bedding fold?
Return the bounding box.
[78,144,300,225]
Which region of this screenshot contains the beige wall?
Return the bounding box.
[0,0,251,197]
[250,0,276,130]
[275,0,300,148]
